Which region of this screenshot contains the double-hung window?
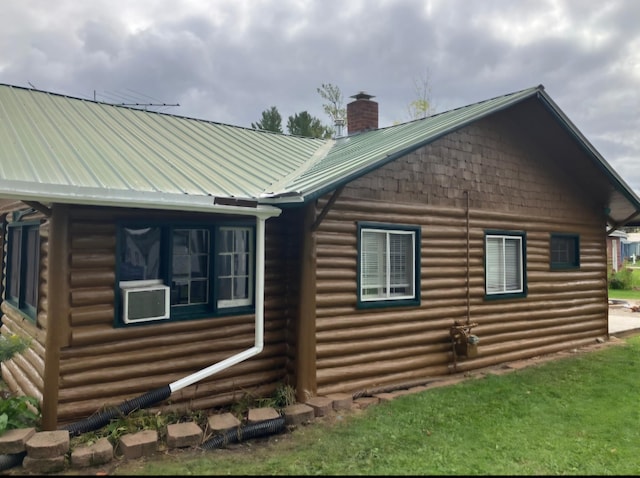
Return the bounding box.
[550,233,579,269]
[5,221,40,321]
[117,222,255,325]
[485,230,526,298]
[357,222,420,308]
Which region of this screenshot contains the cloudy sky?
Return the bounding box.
[2,0,639,195]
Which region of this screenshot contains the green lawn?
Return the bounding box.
[111,336,640,476]
[608,266,640,300]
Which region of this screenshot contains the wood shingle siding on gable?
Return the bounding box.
[311,115,607,396]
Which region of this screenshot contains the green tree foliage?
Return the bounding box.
[317,83,346,134]
[252,86,339,138]
[286,111,332,139]
[251,106,283,133]
[407,68,436,120]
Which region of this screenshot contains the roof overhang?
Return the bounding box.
[0,180,282,220]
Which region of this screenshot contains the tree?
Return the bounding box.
[407,68,435,120]
[286,111,332,139]
[317,83,346,135]
[251,106,283,133]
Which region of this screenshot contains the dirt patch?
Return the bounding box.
[609,299,640,313]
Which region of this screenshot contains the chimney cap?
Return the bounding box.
[350,91,375,101]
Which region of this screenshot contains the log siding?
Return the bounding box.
[312,116,607,396]
[3,206,300,426]
[0,110,614,427]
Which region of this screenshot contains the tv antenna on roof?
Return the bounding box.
[93,88,179,112]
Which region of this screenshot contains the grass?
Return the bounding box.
[110,335,640,476]
[608,266,640,301]
[608,289,640,300]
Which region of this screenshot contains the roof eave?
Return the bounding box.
[536,90,640,213]
[0,180,281,219]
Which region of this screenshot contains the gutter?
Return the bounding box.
[5,186,281,432]
[169,213,269,391]
[57,211,277,437]
[0,180,282,220]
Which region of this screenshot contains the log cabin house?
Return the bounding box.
[1,83,640,430]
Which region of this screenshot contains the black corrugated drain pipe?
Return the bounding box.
[0,385,172,472]
[60,385,172,436]
[0,387,287,472]
[201,416,286,450]
[0,451,26,471]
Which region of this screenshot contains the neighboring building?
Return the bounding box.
[622,232,640,264]
[1,83,640,430]
[608,229,627,273]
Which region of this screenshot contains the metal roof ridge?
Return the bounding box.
[294,86,545,203]
[0,83,301,137]
[260,139,335,198]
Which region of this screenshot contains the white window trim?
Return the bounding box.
[485,233,524,295]
[217,226,254,308]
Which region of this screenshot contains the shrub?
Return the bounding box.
[0,395,40,434]
[608,267,634,290]
[0,334,41,435]
[0,334,31,363]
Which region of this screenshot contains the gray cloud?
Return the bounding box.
[1,0,639,194]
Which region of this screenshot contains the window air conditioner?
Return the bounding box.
[120,281,170,324]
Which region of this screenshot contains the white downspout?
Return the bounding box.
[168,214,268,393]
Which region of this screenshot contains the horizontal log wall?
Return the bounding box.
[313,115,608,397]
[0,212,47,404]
[52,207,297,425]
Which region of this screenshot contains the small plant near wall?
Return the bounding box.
[608,267,634,290]
[230,383,298,419]
[0,334,41,435]
[608,267,640,300]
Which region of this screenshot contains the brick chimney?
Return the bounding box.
[347,92,378,134]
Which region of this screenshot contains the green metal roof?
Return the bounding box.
[1,83,638,226]
[274,85,543,201]
[0,84,322,216]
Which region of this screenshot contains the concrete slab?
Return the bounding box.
[118,430,157,459]
[609,310,640,335]
[326,393,353,410]
[247,407,280,423]
[166,422,203,448]
[305,396,333,417]
[0,427,36,454]
[282,403,315,426]
[208,412,241,432]
[25,430,69,459]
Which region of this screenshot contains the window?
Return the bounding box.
[5,221,40,320]
[357,223,420,308]
[217,227,253,308]
[550,234,579,269]
[117,222,254,324]
[485,231,526,298]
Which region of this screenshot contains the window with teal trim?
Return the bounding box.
[5,222,40,321]
[117,222,254,325]
[485,231,526,298]
[550,234,579,269]
[357,223,420,308]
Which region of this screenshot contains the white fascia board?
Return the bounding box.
[0,180,281,219]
